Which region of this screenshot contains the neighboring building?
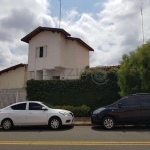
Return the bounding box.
[21,27,94,80]
[0,64,29,90]
[0,64,28,108]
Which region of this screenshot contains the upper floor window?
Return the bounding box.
[36,46,47,58]
[40,47,43,57]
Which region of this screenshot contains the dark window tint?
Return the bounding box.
[39,47,43,57]
[11,103,26,110]
[140,96,150,105]
[53,76,60,80]
[121,97,139,106]
[29,103,43,110]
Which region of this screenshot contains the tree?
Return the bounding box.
[118,41,150,97]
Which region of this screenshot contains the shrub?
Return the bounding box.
[118,41,150,97]
[26,69,120,110]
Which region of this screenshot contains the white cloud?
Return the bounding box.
[0,0,150,70]
[0,0,54,70]
[66,9,79,20]
[61,0,150,66]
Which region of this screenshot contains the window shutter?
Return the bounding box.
[43,46,47,57]
[36,47,40,58]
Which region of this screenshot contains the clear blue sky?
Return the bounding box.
[49,0,105,18]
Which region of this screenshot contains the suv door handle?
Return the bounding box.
[29,113,32,114]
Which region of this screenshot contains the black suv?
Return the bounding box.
[91,93,150,129]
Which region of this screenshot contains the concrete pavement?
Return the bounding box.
[0,126,150,150]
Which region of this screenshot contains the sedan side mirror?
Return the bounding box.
[118,103,122,108]
[42,107,48,111]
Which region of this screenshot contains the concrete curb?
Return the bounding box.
[71,122,98,126]
[72,123,93,126]
[72,117,92,126]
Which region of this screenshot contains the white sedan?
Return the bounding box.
[0,101,74,130]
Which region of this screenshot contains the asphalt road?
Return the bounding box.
[0,125,150,150]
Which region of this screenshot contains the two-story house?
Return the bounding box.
[21,26,94,80]
[0,26,94,107]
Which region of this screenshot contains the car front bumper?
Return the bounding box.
[91,114,102,125]
[61,113,74,125]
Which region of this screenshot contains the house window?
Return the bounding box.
[36,46,47,58]
[39,47,43,57]
[53,76,60,80]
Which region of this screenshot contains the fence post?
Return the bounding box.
[16,92,19,103]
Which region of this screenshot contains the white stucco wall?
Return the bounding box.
[27,30,90,80]
[75,41,89,68]
[28,31,62,71]
[62,39,89,79]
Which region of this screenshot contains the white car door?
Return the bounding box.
[26,102,48,125]
[9,102,27,125]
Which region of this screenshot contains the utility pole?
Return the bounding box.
[141,2,145,45]
[59,0,61,28]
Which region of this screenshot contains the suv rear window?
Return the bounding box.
[140,96,150,105]
[11,103,26,110]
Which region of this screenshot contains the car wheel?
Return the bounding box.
[49,117,62,130]
[102,117,115,130]
[2,119,13,130]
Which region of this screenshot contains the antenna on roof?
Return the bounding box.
[59,0,62,28]
[141,2,145,45]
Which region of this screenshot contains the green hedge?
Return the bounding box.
[26,69,120,110]
[54,105,90,117]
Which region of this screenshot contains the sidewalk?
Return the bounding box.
[73,117,93,126]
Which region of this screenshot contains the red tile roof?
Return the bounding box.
[21,26,94,51]
[21,27,71,43]
[66,37,94,51]
[90,65,120,70]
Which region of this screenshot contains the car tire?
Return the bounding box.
[102,117,115,130]
[49,117,62,130]
[2,119,13,130]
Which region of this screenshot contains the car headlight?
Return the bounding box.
[93,108,105,115]
[59,111,71,116]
